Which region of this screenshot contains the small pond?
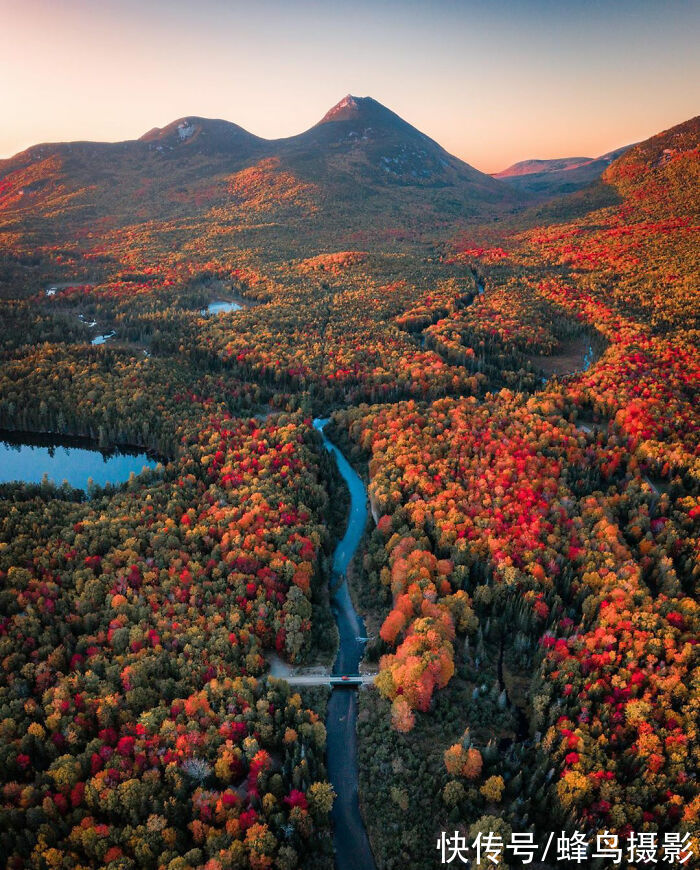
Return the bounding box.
[91,331,116,346]
[201,300,243,316]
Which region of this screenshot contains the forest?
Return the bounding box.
[0,105,697,870]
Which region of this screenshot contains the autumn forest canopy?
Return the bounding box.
[0,96,698,869]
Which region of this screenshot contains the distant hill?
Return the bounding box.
[494,156,595,177]
[493,145,632,197]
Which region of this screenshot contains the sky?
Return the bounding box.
[1,0,699,173]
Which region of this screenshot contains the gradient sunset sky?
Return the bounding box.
[2,0,699,173]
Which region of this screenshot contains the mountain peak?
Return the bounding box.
[316,94,412,129]
[319,94,365,123]
[312,95,432,143]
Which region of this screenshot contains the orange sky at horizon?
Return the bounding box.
[1,0,699,174]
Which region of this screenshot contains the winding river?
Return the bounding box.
[313,418,377,870]
[310,278,482,867]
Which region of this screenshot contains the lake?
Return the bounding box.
[0,434,158,489]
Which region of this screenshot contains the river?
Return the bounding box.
[313,418,377,870]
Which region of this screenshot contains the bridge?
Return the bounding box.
[267,671,375,688]
[329,675,367,687]
[264,653,376,688]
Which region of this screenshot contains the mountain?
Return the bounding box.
[0,96,517,252]
[282,94,503,193]
[493,144,632,197]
